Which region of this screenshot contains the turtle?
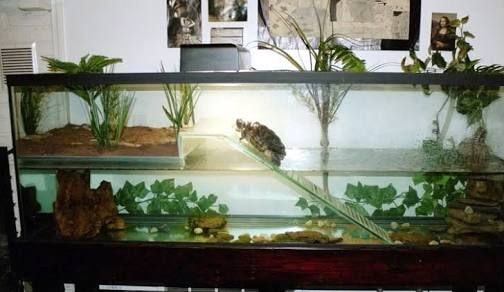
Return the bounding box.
[235,119,286,166]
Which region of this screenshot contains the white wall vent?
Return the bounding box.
[0,44,37,85]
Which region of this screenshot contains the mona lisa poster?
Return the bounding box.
[431,13,457,51]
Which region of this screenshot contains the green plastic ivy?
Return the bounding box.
[343,175,466,217]
[115,178,229,216]
[296,174,466,218]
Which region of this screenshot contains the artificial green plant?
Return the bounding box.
[115,178,229,216]
[402,16,504,149]
[296,174,466,218]
[161,65,199,137]
[42,55,135,147]
[19,86,47,135]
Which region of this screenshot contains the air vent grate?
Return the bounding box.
[0,47,35,85]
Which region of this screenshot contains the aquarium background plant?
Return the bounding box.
[402,16,504,149]
[115,178,229,216]
[19,86,47,135]
[42,55,135,147]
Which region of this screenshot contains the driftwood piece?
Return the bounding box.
[54,170,125,239]
[447,201,502,215]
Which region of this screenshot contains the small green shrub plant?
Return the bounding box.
[42,54,134,147]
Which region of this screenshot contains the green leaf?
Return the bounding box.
[460,16,469,24]
[218,204,229,214]
[188,190,198,202]
[125,203,144,215]
[132,182,150,199]
[415,196,434,216]
[308,205,321,216]
[413,174,425,185]
[147,198,162,215]
[151,179,174,194]
[207,194,218,206]
[372,209,384,216]
[463,31,475,39]
[323,206,337,216]
[382,205,406,217]
[174,182,193,200]
[432,52,447,69]
[295,197,309,209]
[403,186,420,207]
[450,19,461,27]
[197,195,212,212]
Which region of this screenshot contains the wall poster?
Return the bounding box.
[258,0,421,50]
[209,0,248,22]
[167,0,202,47]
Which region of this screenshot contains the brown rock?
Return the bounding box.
[448,208,498,225]
[457,127,490,170]
[53,170,125,239]
[188,215,227,230]
[447,201,502,215]
[272,230,333,244]
[390,230,434,245]
[447,217,504,234]
[466,176,504,202]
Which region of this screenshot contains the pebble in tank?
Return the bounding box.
[235,119,286,165]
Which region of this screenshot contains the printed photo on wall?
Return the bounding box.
[209,0,247,22]
[167,0,202,47]
[431,13,457,51]
[258,0,418,50]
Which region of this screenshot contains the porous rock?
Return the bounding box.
[54,170,125,239]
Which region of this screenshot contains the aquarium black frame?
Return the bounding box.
[7,71,504,87]
[4,72,504,291]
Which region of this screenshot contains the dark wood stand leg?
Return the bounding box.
[484,285,504,292]
[74,282,99,292]
[452,286,478,292]
[257,287,285,292]
[31,281,64,292]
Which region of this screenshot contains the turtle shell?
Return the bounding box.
[236,119,286,165]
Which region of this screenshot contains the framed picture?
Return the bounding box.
[431,13,457,51]
[258,0,421,51]
[209,0,248,22]
[167,0,202,48]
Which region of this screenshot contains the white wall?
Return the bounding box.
[60,0,504,71]
[0,0,55,236]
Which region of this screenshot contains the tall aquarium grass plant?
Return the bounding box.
[19,87,47,135]
[161,65,199,137]
[43,55,135,147]
[89,86,135,147]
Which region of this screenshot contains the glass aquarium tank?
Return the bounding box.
[4,71,504,290]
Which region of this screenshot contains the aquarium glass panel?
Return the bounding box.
[8,74,504,247]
